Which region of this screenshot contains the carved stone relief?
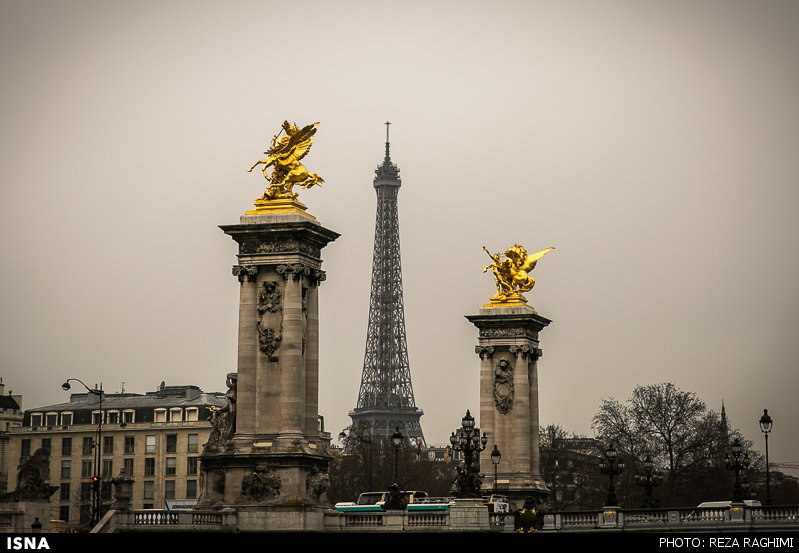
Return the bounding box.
[306,469,329,501]
[257,281,283,358]
[494,357,514,415]
[241,465,281,502]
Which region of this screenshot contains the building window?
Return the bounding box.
[154,409,167,423]
[165,457,176,476]
[122,410,134,424]
[60,482,71,501]
[41,438,51,454]
[91,411,103,425]
[30,414,42,427]
[165,480,175,500]
[145,435,155,453]
[187,457,198,475]
[101,481,111,501]
[81,460,93,478]
[82,437,93,455]
[45,413,57,426]
[124,436,135,454]
[59,506,70,522]
[103,436,114,455]
[144,458,155,476]
[80,482,92,501]
[169,408,182,422]
[166,434,177,453]
[21,439,31,459]
[107,411,119,424]
[102,459,113,477]
[61,460,71,479]
[186,480,197,499]
[143,481,154,500]
[123,458,134,476]
[61,437,72,456]
[61,412,73,426]
[185,408,199,422]
[187,434,198,453]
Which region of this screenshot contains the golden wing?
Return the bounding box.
[519,247,554,271]
[278,122,319,164]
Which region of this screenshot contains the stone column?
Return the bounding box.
[466,304,550,510]
[277,263,306,441]
[232,265,258,437]
[197,212,338,530]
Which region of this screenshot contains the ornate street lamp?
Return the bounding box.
[62,378,104,528]
[490,445,501,493]
[598,443,624,506]
[449,410,487,498]
[382,427,406,510]
[391,427,403,483]
[759,409,773,505]
[339,424,374,491]
[724,437,751,503]
[634,455,663,507]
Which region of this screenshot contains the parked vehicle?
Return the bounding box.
[697,500,762,508]
[335,490,431,512]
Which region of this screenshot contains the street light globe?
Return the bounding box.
[759,409,773,434]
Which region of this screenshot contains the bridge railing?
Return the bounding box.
[542,505,799,532]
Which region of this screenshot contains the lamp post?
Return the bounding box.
[490,444,501,493]
[339,424,374,491]
[449,410,487,498]
[62,378,103,528]
[598,443,624,506]
[724,437,751,503]
[634,455,663,508]
[759,409,773,505]
[391,427,403,484]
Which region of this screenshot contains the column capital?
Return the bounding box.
[309,269,327,287]
[475,345,495,359]
[508,345,543,360]
[232,265,258,283]
[276,263,311,281]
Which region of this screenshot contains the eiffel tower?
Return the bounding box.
[349,123,425,446]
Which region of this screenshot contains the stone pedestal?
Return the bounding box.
[449,498,491,532]
[465,304,550,510]
[197,211,338,531]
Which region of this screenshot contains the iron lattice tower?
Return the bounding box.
[349,123,425,446]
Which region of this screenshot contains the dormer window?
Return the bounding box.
[154,409,167,423]
[30,414,42,427]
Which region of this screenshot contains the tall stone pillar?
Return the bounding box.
[466,304,550,509]
[198,210,338,531]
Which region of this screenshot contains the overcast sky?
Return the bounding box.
[2,1,797,474]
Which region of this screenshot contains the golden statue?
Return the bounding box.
[247,120,324,213]
[483,244,554,304]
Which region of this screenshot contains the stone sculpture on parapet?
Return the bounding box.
[482,244,554,306]
[247,120,325,215]
[0,449,58,501]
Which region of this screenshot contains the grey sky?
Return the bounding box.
[2,1,797,473]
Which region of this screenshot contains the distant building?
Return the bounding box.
[7,382,224,529]
[0,378,24,493]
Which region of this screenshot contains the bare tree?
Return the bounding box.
[592,382,763,506]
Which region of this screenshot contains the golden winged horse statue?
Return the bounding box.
[483,244,554,303]
[248,120,325,201]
